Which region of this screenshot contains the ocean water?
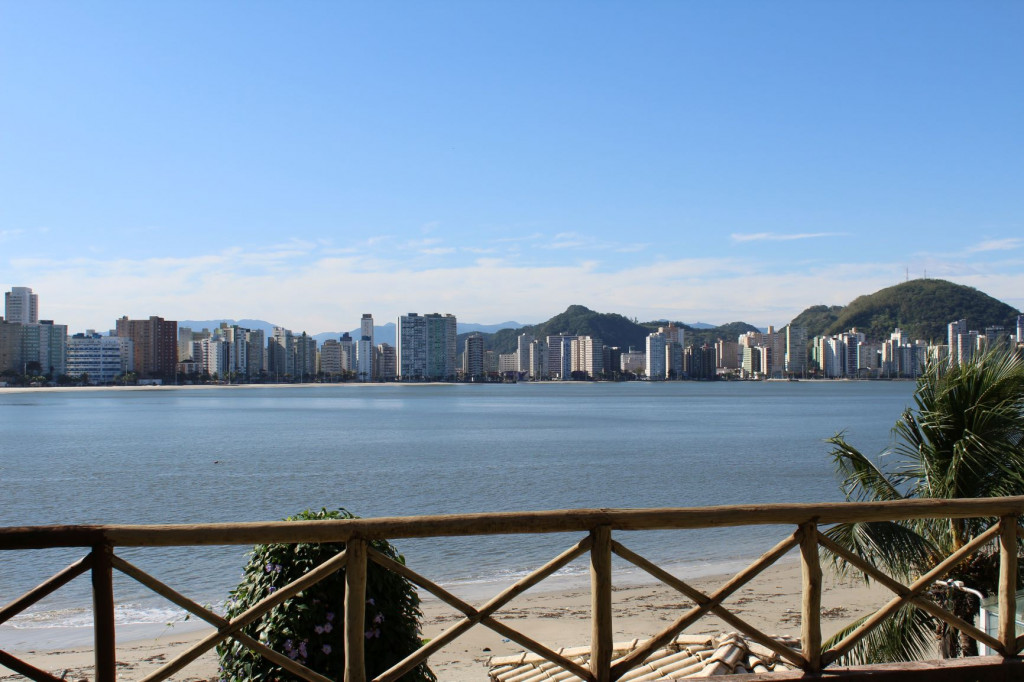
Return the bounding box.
[0,380,915,647]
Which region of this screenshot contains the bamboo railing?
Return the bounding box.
[2,497,1023,681]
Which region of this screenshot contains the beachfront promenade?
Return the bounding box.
[2,498,1024,681]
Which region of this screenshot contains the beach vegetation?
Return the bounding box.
[823,349,1024,663]
[217,508,434,682]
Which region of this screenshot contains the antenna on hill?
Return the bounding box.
[905,267,909,282]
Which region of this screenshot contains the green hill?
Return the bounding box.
[789,305,844,340]
[790,279,1020,343]
[468,305,652,354]
[457,306,764,354]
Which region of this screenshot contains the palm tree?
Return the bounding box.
[823,348,1024,663]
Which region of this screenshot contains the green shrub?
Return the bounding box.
[217,508,434,681]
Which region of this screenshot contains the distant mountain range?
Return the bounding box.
[179,279,1021,353]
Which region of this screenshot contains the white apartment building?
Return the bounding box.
[357,314,375,381]
[621,350,645,373]
[67,333,133,383]
[498,353,518,373]
[571,336,603,379]
[645,333,666,380]
[5,287,38,324]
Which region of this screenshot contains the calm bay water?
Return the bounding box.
[0,381,915,643]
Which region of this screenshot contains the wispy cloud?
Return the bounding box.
[7,238,1023,336]
[730,232,847,243]
[967,238,1023,253]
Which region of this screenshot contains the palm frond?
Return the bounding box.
[822,521,936,582]
[823,602,935,666]
[827,434,906,502]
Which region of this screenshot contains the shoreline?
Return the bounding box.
[0,376,915,395]
[1,560,892,681]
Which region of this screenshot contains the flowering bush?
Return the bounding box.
[217,508,434,681]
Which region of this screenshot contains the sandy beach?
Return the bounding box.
[1,560,894,681]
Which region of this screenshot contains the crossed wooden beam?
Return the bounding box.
[0,519,1020,681]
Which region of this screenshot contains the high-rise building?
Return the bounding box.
[571,336,603,379]
[984,326,1006,350]
[268,327,295,378]
[320,339,345,377]
[955,330,978,367]
[244,328,266,377]
[620,349,645,374]
[948,319,968,366]
[67,332,134,384]
[357,314,375,381]
[817,336,845,378]
[1017,315,1024,344]
[785,326,807,376]
[741,345,761,376]
[665,342,683,379]
[464,333,485,379]
[516,333,534,374]
[115,316,177,380]
[528,338,547,380]
[840,331,862,377]
[498,353,518,374]
[604,346,622,378]
[0,318,22,374]
[214,324,251,378]
[398,313,427,379]
[177,327,194,362]
[376,343,397,379]
[397,312,457,380]
[5,287,38,324]
[658,323,684,347]
[17,320,68,377]
[546,335,576,380]
[645,333,666,380]
[338,332,355,372]
[716,340,740,370]
[425,313,457,380]
[686,344,718,380]
[360,314,374,345]
[295,332,317,381]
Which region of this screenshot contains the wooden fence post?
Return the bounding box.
[345,538,368,682]
[999,515,1018,656]
[92,543,116,682]
[799,522,822,673]
[591,525,612,682]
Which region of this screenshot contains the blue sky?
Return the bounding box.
[2,1,1022,333]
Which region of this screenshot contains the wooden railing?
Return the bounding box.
[2,497,1023,681]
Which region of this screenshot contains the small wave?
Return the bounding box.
[3,601,223,630]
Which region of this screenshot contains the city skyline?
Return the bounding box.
[2,3,1022,332]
